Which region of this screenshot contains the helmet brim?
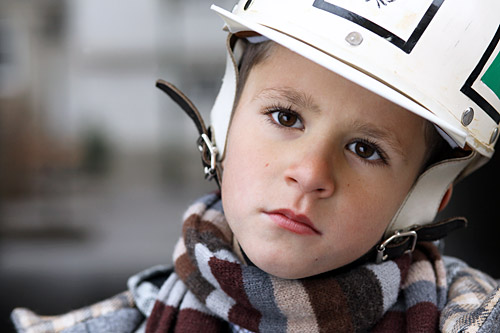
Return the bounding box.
[211,4,467,148]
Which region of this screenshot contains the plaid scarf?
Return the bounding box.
[146,193,448,332]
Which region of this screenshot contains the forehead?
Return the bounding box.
[246,43,423,122]
[249,44,375,103]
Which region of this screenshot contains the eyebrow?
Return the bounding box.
[348,120,408,162]
[254,87,321,114]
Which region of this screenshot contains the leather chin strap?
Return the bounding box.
[372,217,467,263]
[156,79,222,189]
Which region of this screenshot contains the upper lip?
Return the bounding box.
[266,209,322,235]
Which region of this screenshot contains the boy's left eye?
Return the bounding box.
[347,140,385,162]
[270,110,304,129]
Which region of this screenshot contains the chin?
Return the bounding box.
[256,262,310,279]
[246,245,365,279]
[246,249,331,279]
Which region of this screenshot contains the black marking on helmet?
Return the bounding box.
[366,0,396,9]
[461,25,500,124]
[244,0,253,11]
[312,0,444,54]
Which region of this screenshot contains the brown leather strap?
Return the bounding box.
[156,79,222,188]
[375,217,467,263]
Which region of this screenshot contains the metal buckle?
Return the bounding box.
[197,133,219,180]
[376,230,417,264]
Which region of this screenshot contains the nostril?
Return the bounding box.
[315,187,331,196]
[285,175,299,186]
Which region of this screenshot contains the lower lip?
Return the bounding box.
[266,213,320,235]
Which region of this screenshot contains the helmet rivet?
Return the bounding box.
[461,107,474,126]
[490,127,499,145]
[244,0,253,10]
[345,32,363,46]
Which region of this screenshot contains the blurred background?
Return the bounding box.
[0,0,499,331]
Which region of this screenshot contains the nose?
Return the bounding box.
[284,144,335,198]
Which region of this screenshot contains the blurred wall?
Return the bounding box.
[0,0,231,331]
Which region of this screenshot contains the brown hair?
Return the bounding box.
[233,40,275,110]
[423,123,456,170]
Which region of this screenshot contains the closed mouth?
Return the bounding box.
[265,209,322,235]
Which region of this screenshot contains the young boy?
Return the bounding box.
[12,0,500,332]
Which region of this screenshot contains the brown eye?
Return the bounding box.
[270,110,303,129]
[278,112,297,127]
[347,141,383,161]
[355,142,375,158]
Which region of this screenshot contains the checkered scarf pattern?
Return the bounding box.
[11,291,138,333]
[145,193,447,332]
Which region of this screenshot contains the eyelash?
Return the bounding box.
[347,138,389,166]
[262,104,304,130]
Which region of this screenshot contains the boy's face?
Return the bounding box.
[222,44,428,279]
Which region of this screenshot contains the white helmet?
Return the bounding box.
[158,0,500,261]
[211,0,500,159]
[203,0,500,259]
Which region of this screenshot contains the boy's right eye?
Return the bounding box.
[266,108,304,129]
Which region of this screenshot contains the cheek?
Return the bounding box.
[221,135,268,214]
[337,179,404,237]
[222,154,275,208]
[222,117,278,193]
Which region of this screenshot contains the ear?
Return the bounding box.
[438,185,453,212]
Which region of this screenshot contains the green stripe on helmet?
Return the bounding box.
[482,52,500,100]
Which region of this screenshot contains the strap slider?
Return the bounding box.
[198,133,219,180]
[376,230,417,264]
